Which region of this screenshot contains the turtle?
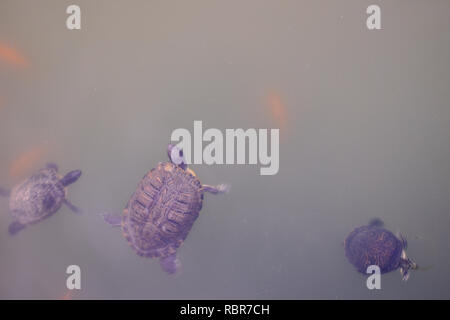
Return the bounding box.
[102,144,230,274]
[0,163,82,235]
[344,218,418,281]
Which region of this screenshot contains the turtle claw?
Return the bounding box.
[217,184,231,194]
[202,184,231,194]
[401,268,411,282]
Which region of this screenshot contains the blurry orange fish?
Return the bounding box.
[9,144,50,181]
[0,42,29,68]
[267,91,289,139]
[60,289,75,300]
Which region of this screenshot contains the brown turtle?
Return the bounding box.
[344,219,418,281]
[103,144,229,274]
[0,163,82,235]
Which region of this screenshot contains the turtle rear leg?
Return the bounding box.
[63,199,82,214]
[102,213,122,227]
[160,254,181,275]
[0,187,10,197]
[202,184,230,195]
[8,221,26,236]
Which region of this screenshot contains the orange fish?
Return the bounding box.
[0,42,29,68]
[60,289,75,300]
[267,91,289,139]
[9,144,50,181]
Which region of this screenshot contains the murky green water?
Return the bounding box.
[0,0,449,299]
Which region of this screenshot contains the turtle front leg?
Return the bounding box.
[0,187,10,197]
[202,184,230,195]
[61,170,82,187]
[101,213,122,227]
[63,199,82,214]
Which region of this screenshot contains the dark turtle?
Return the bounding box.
[344,219,417,281]
[103,144,230,274]
[0,163,82,235]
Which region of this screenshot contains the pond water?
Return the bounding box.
[0,0,449,299]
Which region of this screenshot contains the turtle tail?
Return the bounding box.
[160,254,181,275]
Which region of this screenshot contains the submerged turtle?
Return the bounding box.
[103,144,230,274]
[0,163,82,235]
[344,219,418,281]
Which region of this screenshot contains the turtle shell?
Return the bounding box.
[121,162,204,258]
[9,168,66,225]
[344,225,404,274]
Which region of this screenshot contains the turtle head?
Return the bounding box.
[167,144,187,170]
